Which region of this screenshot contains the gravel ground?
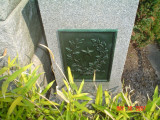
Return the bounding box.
[122,42,160,106]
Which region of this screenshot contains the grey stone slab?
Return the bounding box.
[0,0,21,21]
[38,0,139,94]
[147,44,160,79]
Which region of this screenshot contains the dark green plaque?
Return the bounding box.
[58,29,117,82]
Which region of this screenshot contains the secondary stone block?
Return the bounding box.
[0,0,21,21]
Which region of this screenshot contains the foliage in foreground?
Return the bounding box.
[132,0,160,47]
[0,56,160,120]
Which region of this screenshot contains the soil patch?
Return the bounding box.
[122,42,159,106]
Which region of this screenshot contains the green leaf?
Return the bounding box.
[57,88,69,103]
[28,65,40,80]
[104,91,111,105]
[116,115,124,120]
[74,101,94,114]
[15,107,24,120]
[72,93,92,100]
[153,86,158,101]
[66,110,70,120]
[77,80,84,94]
[67,67,74,84]
[2,63,33,97]
[47,116,55,120]
[20,73,43,95]
[41,80,55,95]
[104,109,116,120]
[39,100,59,106]
[38,115,44,120]
[95,85,103,105]
[59,101,65,112]
[72,93,88,98]
[70,83,77,92]
[120,92,131,106]
[7,96,23,116]
[154,109,160,120]
[0,75,8,81]
[0,56,18,76]
[0,98,13,102]
[73,95,92,101]
[63,79,70,92]
[95,115,99,120]
[0,67,9,76]
[92,104,106,111]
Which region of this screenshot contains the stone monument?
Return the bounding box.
[38,0,139,94]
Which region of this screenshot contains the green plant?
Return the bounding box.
[0,53,160,120]
[132,0,160,47]
[0,56,59,120]
[56,67,94,120]
[141,86,160,120]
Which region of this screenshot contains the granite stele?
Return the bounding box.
[38,0,139,94]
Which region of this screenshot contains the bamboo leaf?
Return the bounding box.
[63,80,70,92]
[116,115,124,120]
[39,100,59,106]
[20,73,43,95]
[7,96,23,116]
[28,65,40,80]
[38,115,44,120]
[67,67,74,84]
[154,108,160,120]
[66,110,70,120]
[73,95,92,101]
[153,86,158,101]
[41,80,55,95]
[15,107,24,120]
[95,85,103,105]
[0,98,13,102]
[72,93,88,98]
[92,104,106,111]
[74,101,94,114]
[2,63,33,97]
[104,91,111,105]
[104,110,116,120]
[0,67,10,76]
[95,115,99,120]
[77,80,84,94]
[0,75,8,81]
[57,87,69,103]
[121,92,131,106]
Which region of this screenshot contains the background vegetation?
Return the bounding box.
[132,0,160,47]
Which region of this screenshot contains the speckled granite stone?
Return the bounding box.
[38,0,139,94]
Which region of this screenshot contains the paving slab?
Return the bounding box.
[147,44,160,79]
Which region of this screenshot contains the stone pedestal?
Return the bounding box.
[38,0,139,94]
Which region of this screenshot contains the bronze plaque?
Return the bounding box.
[58,29,117,82]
